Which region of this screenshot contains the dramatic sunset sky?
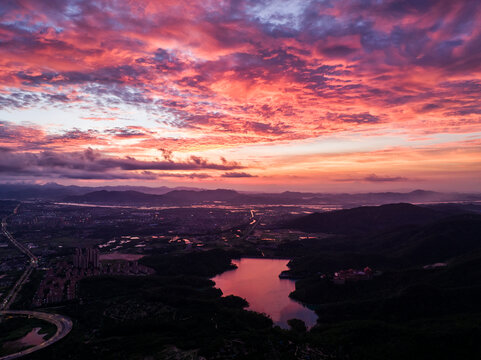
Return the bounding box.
[0,0,480,192]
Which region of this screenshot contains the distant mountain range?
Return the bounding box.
[0,183,203,200]
[0,183,480,206]
[63,189,241,205]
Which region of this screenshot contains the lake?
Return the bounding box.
[212,258,318,329]
[3,327,47,351]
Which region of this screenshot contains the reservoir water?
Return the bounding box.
[212,258,318,329]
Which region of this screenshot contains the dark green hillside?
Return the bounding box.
[287,213,481,275]
[140,248,237,277]
[285,210,481,360]
[395,214,481,264]
[286,203,448,235]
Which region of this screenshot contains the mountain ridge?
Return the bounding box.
[0,183,480,205]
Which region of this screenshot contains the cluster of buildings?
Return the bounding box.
[9,203,164,235]
[331,267,374,285]
[33,248,154,306]
[73,248,99,269]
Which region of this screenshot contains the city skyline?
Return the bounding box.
[1,0,480,192]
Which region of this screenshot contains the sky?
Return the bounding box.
[0,0,480,192]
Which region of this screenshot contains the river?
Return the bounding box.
[212,258,317,329]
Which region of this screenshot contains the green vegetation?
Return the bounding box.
[11,269,45,310]
[287,319,307,333]
[286,203,446,235]
[285,213,481,359]
[26,250,326,359]
[140,248,237,277]
[309,315,481,360]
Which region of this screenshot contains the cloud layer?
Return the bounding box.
[0,0,480,189]
[0,147,244,180]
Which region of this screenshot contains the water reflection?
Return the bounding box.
[3,327,47,350]
[213,258,317,329]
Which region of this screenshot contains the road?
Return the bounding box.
[240,209,261,241]
[0,204,73,359]
[1,204,38,311]
[0,310,73,360]
[1,204,38,266]
[1,266,34,311]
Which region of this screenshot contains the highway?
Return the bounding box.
[1,266,33,311]
[0,204,73,359]
[240,209,261,241]
[1,204,38,267]
[0,310,73,360]
[1,204,38,311]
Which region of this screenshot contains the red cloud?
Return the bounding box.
[0,0,480,188]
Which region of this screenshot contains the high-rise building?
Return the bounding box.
[92,248,99,268]
[73,248,81,267]
[73,248,100,269]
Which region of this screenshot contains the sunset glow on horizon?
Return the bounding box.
[1,0,480,192]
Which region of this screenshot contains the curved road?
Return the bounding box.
[0,203,73,359]
[0,310,72,360]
